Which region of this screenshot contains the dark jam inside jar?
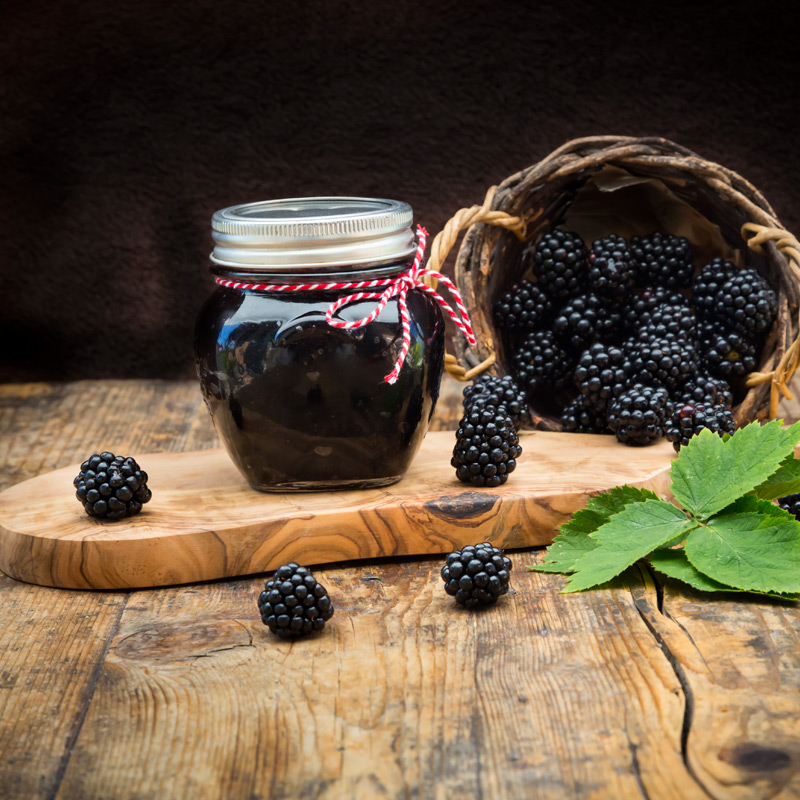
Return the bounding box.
[195,262,445,491]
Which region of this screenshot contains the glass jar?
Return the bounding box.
[195,197,445,492]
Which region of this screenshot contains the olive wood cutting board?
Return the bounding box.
[0,431,676,590]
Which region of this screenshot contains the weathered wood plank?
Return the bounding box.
[1,376,799,800]
[0,380,206,799]
[55,560,703,800]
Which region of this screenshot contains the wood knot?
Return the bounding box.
[425,492,500,520]
[112,620,253,663]
[719,743,793,772]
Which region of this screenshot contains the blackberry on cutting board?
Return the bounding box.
[529,229,589,300]
[74,452,152,520]
[664,402,737,452]
[258,562,334,638]
[441,542,512,609]
[573,343,629,411]
[778,494,800,521]
[560,397,612,434]
[553,293,620,353]
[492,281,552,337]
[706,268,778,338]
[629,232,694,288]
[512,330,573,398]
[463,374,528,429]
[587,234,635,298]
[451,407,522,488]
[606,384,670,446]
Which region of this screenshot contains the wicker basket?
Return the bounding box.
[426,135,800,428]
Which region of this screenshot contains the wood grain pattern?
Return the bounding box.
[0,432,675,589]
[1,378,800,800]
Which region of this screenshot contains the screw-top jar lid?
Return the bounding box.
[210,196,415,271]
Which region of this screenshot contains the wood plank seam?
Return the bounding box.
[46,592,130,800]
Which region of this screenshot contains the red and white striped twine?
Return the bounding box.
[214,225,476,384]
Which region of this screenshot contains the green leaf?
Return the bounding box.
[670,421,800,520]
[529,486,658,574]
[648,548,733,592]
[564,500,698,592]
[753,455,800,501]
[685,501,800,594]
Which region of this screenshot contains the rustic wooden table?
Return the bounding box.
[1,379,799,800]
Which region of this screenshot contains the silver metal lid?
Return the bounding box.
[210,196,415,270]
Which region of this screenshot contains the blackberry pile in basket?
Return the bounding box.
[491,229,778,452]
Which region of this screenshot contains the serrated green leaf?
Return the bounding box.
[753,455,800,501]
[670,421,800,520]
[648,549,733,592]
[564,500,697,592]
[685,503,800,594]
[649,548,800,600]
[529,486,659,574]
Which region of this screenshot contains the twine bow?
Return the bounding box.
[214,226,476,384]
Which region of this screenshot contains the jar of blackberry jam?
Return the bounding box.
[195,197,445,492]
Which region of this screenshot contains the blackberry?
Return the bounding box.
[512,330,573,398]
[451,407,522,487]
[587,233,635,298]
[624,334,697,391]
[707,268,777,338]
[623,286,687,331]
[630,232,694,288]
[693,258,737,319]
[529,229,589,300]
[553,293,621,353]
[492,281,552,336]
[680,373,734,409]
[441,542,512,609]
[696,324,757,380]
[637,301,696,342]
[257,562,334,638]
[607,384,670,446]
[573,343,629,411]
[561,397,612,434]
[664,402,737,452]
[463,374,528,430]
[74,452,152,520]
[778,494,800,521]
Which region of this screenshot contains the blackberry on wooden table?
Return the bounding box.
[451,407,522,488]
[258,562,334,638]
[492,280,552,337]
[463,374,527,430]
[630,232,694,288]
[664,402,737,452]
[529,229,589,300]
[587,233,635,298]
[74,452,152,520]
[606,384,670,446]
[441,542,512,609]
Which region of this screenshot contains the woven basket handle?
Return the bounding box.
[742,222,800,417]
[425,186,527,380]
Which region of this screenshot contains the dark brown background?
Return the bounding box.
[2,0,798,382]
